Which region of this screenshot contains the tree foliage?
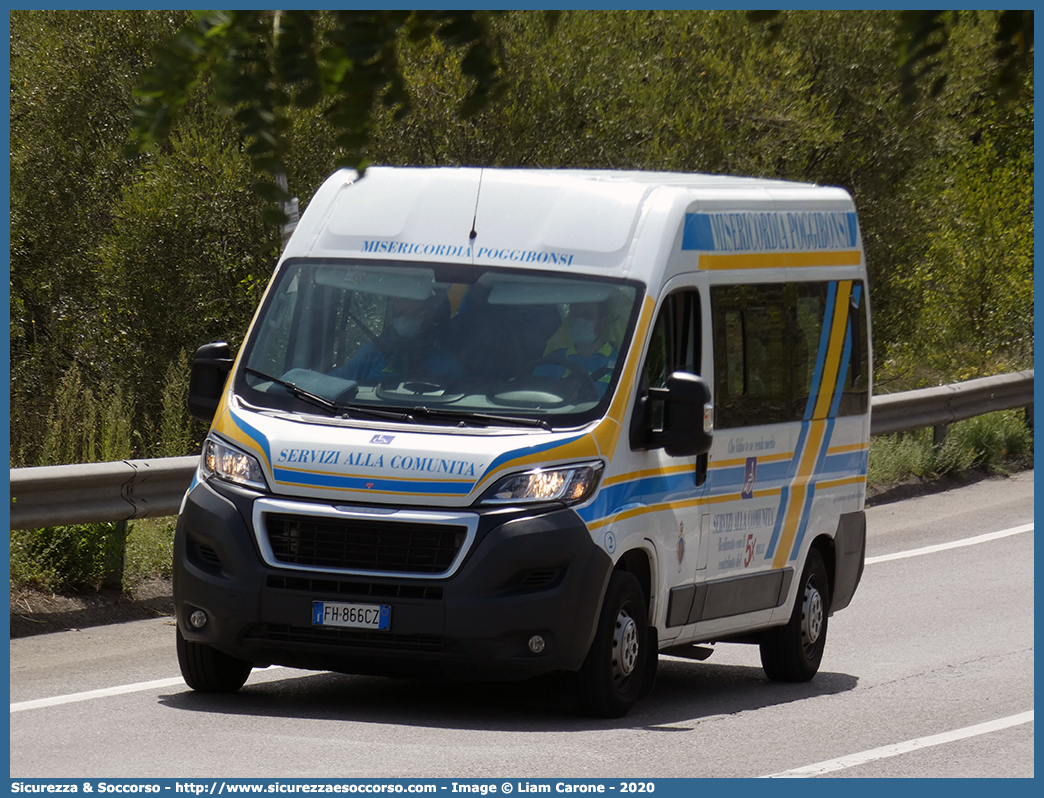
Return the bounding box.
[9,10,1033,468]
[125,10,549,223]
[749,9,1033,104]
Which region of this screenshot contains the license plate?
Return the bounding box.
[312,601,391,630]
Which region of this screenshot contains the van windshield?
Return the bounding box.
[237,259,642,428]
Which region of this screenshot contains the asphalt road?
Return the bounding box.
[9,471,1034,778]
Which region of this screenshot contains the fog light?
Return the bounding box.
[528,635,546,654]
[189,610,208,629]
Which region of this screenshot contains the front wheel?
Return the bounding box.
[574,570,649,718]
[760,547,830,682]
[177,626,252,693]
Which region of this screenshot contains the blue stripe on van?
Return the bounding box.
[481,433,587,479]
[578,439,862,534]
[680,211,860,251]
[845,212,859,247]
[764,484,791,560]
[681,213,716,250]
[822,449,869,476]
[788,482,819,561]
[829,319,855,418]
[789,423,811,480]
[578,471,700,524]
[804,281,837,420]
[814,419,836,475]
[272,468,475,496]
[229,409,274,469]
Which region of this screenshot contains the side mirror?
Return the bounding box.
[188,341,234,423]
[647,371,713,458]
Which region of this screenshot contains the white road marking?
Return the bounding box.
[10,666,290,713]
[761,710,1034,777]
[11,676,186,713]
[865,523,1032,565]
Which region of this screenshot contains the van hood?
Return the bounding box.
[210,401,609,507]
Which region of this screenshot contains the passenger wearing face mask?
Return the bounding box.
[332,295,459,382]
[541,301,618,397]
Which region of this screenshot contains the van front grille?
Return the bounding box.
[249,624,451,654]
[263,513,467,574]
[266,575,444,601]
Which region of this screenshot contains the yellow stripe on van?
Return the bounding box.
[772,419,828,569]
[816,475,867,491]
[711,450,795,469]
[698,250,862,271]
[602,463,694,488]
[211,395,273,472]
[812,281,853,419]
[274,464,474,487]
[586,485,783,531]
[592,295,656,459]
[827,442,870,455]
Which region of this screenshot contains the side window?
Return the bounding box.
[712,280,868,429]
[643,290,701,389]
[631,289,701,445]
[712,283,799,428]
[835,284,870,416]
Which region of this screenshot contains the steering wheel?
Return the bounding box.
[524,356,602,404]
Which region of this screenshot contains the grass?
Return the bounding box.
[10,516,176,595]
[122,516,178,588]
[9,410,1033,596]
[868,409,1034,487]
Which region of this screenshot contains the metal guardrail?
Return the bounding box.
[869,369,1034,437]
[9,456,198,531]
[8,371,1033,531]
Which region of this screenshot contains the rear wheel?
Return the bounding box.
[177,626,252,693]
[575,570,649,718]
[760,547,829,682]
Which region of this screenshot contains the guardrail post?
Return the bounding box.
[932,423,948,450]
[101,520,128,590]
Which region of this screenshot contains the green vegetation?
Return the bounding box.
[122,517,178,588]
[11,523,124,592]
[868,411,1034,488]
[11,10,1032,467]
[11,517,175,594]
[9,11,1033,595]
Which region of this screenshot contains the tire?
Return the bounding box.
[575,570,649,718]
[638,628,658,700]
[760,546,829,682]
[177,626,252,693]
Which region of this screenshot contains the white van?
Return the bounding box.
[176,167,870,717]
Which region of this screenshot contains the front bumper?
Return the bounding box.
[173,478,613,679]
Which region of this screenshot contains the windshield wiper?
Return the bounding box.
[400,406,552,430]
[243,369,550,428]
[337,403,413,422]
[245,368,413,422]
[244,367,341,415]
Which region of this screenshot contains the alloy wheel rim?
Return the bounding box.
[801,580,824,655]
[612,607,640,681]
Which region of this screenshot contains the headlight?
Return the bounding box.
[201,437,268,491]
[480,462,604,506]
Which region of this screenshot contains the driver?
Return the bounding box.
[333,295,459,382]
[542,301,618,397]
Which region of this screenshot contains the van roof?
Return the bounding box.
[285,166,856,277]
[346,165,838,192]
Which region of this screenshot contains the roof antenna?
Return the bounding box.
[469,168,483,243]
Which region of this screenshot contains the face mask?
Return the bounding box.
[393,316,423,339]
[570,318,598,346]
